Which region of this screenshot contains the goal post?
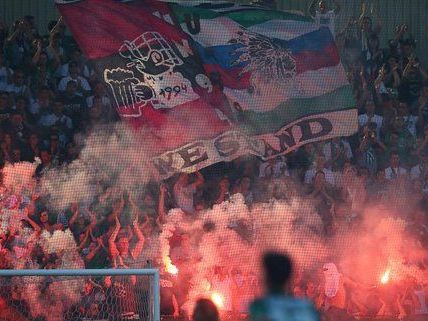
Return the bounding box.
[0,268,160,321]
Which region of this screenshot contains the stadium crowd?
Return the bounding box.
[0,1,427,321]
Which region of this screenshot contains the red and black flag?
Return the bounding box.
[56,0,233,177]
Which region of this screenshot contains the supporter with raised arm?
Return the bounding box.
[157,183,168,225]
[106,215,145,319]
[308,0,340,37]
[109,216,145,268]
[358,3,382,52]
[173,171,204,215]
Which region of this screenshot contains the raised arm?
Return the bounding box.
[50,16,64,35]
[6,21,24,44]
[78,228,90,251]
[25,210,41,234]
[108,216,121,259]
[130,217,145,260]
[68,203,79,227]
[85,237,104,262]
[157,183,168,225]
[332,0,341,14]
[308,0,318,18]
[418,95,428,131]
[31,39,43,66]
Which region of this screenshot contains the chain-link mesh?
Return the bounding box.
[0,272,158,321]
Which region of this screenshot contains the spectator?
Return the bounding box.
[410,159,428,181]
[0,133,14,164]
[259,156,289,179]
[399,53,428,105]
[59,47,91,79]
[308,170,335,235]
[6,110,32,143]
[322,263,367,321]
[86,81,111,109]
[232,176,254,205]
[38,98,73,145]
[361,34,385,81]
[375,56,401,97]
[384,151,407,180]
[22,132,41,162]
[11,95,28,115]
[417,82,428,128]
[45,18,64,66]
[397,102,418,137]
[0,53,13,91]
[384,115,414,166]
[304,153,335,185]
[5,69,31,100]
[29,86,52,121]
[322,137,353,171]
[249,252,319,321]
[173,172,204,215]
[308,0,341,37]
[192,298,219,321]
[358,4,382,53]
[214,176,231,205]
[0,91,11,125]
[35,149,52,177]
[358,100,383,139]
[58,61,91,96]
[5,19,31,69]
[61,79,86,126]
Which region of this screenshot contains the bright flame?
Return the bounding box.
[380,269,391,284]
[163,256,179,275]
[211,292,224,309]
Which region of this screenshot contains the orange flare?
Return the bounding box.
[163,256,179,275]
[211,292,224,309]
[380,269,390,284]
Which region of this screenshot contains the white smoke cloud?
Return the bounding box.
[41,123,157,211]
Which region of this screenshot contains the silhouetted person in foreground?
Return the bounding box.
[193,299,220,321]
[250,252,320,321]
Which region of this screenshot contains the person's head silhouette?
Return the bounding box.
[263,252,293,294]
[192,298,219,321]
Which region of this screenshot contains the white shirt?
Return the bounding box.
[59,63,92,79]
[259,160,289,178]
[86,95,111,108]
[38,113,73,129]
[29,99,50,115]
[384,166,407,180]
[0,66,12,90]
[304,167,335,185]
[410,164,426,180]
[58,75,91,92]
[173,183,197,214]
[315,10,336,36]
[358,114,383,138]
[5,84,29,96]
[403,115,418,138]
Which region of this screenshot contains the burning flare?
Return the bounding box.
[211,292,225,309]
[163,256,178,275]
[380,269,391,284]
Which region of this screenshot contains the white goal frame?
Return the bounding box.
[0,268,160,321]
